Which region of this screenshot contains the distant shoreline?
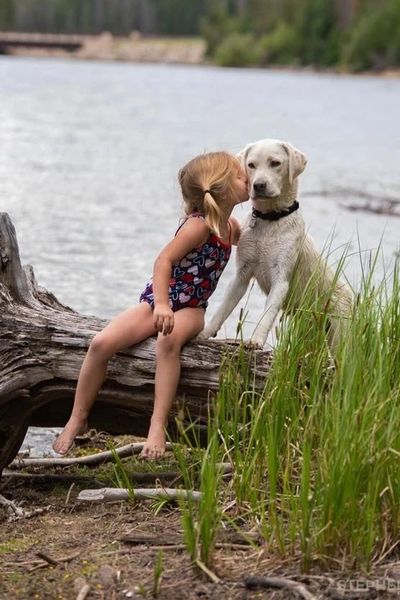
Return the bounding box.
[1,32,206,65]
[2,32,400,78]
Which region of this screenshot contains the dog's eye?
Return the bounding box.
[271,160,281,168]
[248,162,256,169]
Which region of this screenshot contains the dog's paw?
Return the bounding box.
[244,337,264,350]
[197,327,218,340]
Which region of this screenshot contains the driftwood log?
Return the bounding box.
[0,212,271,475]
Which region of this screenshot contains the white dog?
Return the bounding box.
[199,138,353,350]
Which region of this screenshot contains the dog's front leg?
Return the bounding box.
[250,279,290,348]
[198,270,252,339]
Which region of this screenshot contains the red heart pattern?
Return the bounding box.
[139,214,231,312]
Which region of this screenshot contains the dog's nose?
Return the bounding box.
[253,182,266,195]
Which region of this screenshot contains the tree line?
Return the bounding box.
[0,0,208,36]
[204,0,400,71]
[0,0,399,71]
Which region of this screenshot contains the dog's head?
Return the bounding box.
[237,139,307,203]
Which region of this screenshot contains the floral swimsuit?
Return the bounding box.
[139,214,232,312]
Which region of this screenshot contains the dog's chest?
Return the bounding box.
[237,217,301,292]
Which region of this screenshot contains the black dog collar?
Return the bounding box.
[252,201,299,221]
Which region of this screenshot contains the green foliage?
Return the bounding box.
[296,0,341,66]
[0,0,15,30]
[342,0,400,71]
[152,0,208,36]
[200,4,245,57]
[214,31,262,67]
[174,428,224,569]
[110,445,135,500]
[1,0,400,70]
[246,0,276,34]
[258,21,300,65]
[0,0,207,35]
[152,550,164,597]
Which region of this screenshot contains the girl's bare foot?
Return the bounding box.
[139,421,166,460]
[52,418,89,455]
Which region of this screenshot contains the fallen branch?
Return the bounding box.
[36,551,59,566]
[195,559,220,584]
[120,532,182,546]
[0,493,26,518]
[244,575,317,600]
[120,531,256,549]
[28,551,81,571]
[78,486,201,503]
[76,583,91,600]
[27,562,53,573]
[125,543,187,552]
[2,468,181,486]
[3,559,48,567]
[2,470,105,487]
[0,493,49,521]
[8,442,173,469]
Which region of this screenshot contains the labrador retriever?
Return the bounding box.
[199,138,353,350]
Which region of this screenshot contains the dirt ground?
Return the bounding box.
[1,439,400,600]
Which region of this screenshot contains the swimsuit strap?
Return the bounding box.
[175,212,205,235]
[176,214,231,245]
[213,219,232,246]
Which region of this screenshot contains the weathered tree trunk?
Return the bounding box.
[0,213,271,475]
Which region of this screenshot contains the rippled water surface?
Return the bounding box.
[1,56,399,455]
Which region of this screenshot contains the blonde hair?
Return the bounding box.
[178,151,241,237]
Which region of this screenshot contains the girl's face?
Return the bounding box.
[231,165,249,205]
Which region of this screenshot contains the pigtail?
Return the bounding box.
[203,191,222,238]
[178,151,241,235]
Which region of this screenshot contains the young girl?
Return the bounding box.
[53,151,248,459]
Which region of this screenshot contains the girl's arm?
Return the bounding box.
[152,218,209,335]
[229,216,241,245]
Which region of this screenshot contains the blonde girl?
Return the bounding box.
[53,151,248,459]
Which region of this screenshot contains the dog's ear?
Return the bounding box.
[282,142,307,184]
[236,143,253,170]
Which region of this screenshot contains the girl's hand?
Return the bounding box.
[154,303,174,335]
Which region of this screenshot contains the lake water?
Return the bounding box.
[0,56,399,456]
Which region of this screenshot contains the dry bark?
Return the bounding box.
[0,212,271,475]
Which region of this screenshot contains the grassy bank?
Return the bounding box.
[1,252,400,598]
[174,251,400,572]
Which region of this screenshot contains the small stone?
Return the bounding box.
[388,566,400,580]
[96,565,117,587]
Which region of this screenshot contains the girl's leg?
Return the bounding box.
[53,302,157,454]
[140,307,205,460]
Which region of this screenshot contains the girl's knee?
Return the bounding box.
[89,332,113,359]
[156,333,182,357]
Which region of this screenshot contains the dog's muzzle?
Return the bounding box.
[252,181,279,199]
[253,181,267,195]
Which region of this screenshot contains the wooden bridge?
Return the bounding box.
[0,31,85,54]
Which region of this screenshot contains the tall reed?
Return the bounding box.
[178,250,400,570]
